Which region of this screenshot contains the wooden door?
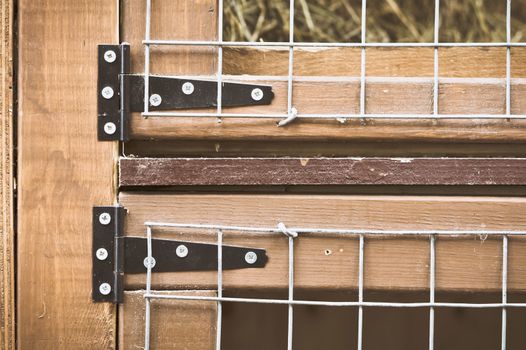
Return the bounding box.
[17,0,526,349]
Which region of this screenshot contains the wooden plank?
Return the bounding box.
[0,0,13,348]
[18,0,118,348]
[120,157,526,186]
[121,193,526,292]
[119,290,217,350]
[128,76,526,141]
[121,1,526,141]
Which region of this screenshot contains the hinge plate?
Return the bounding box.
[97,44,275,141]
[93,206,268,303]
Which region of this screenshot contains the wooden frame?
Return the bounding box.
[0,0,13,348]
[121,193,526,292]
[120,157,526,186]
[122,0,526,142]
[18,0,118,348]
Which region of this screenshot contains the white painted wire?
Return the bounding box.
[360,0,367,119]
[287,235,294,350]
[144,225,153,350]
[143,293,526,309]
[429,235,436,350]
[143,0,152,117]
[216,0,224,123]
[143,40,526,48]
[357,234,364,350]
[141,111,526,119]
[501,235,508,350]
[286,0,295,124]
[433,0,440,117]
[216,229,223,350]
[506,0,512,117]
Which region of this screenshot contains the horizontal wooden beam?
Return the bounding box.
[120,157,526,186]
[129,77,526,141]
[120,193,526,292]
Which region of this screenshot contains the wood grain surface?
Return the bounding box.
[121,193,526,292]
[0,0,13,348]
[120,157,526,186]
[18,0,118,348]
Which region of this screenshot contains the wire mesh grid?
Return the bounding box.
[142,0,526,122]
[140,1,525,349]
[141,221,526,350]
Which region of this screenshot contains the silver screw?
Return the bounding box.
[251,88,264,101]
[103,122,116,135]
[101,86,114,99]
[149,93,162,107]
[143,256,156,269]
[176,245,189,258]
[99,212,111,225]
[104,50,117,63]
[96,248,108,261]
[99,283,111,295]
[181,82,195,95]
[245,251,258,264]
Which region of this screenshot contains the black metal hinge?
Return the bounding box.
[92,206,268,303]
[97,44,275,141]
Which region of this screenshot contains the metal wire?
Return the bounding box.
[141,220,526,350]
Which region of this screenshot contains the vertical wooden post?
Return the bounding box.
[0,0,13,348]
[18,0,118,348]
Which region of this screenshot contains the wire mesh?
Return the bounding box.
[141,221,526,350]
[141,0,526,122]
[139,1,525,349]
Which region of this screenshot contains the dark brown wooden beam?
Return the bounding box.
[119,157,526,186]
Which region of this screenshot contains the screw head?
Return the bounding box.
[99,283,112,295]
[251,88,264,101]
[101,86,114,99]
[103,122,116,135]
[143,256,156,269]
[99,212,111,225]
[103,50,117,63]
[181,82,195,95]
[176,244,189,258]
[244,251,258,264]
[96,248,108,261]
[149,93,162,107]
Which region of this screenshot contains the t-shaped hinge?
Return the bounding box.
[92,206,268,303]
[97,43,275,141]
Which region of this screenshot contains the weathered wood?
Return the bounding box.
[120,193,526,292]
[119,290,217,350]
[0,0,13,348]
[18,0,118,348]
[120,157,526,186]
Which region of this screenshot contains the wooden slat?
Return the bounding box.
[122,0,526,141]
[18,0,118,348]
[119,290,216,350]
[120,157,526,186]
[0,0,13,348]
[121,193,526,292]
